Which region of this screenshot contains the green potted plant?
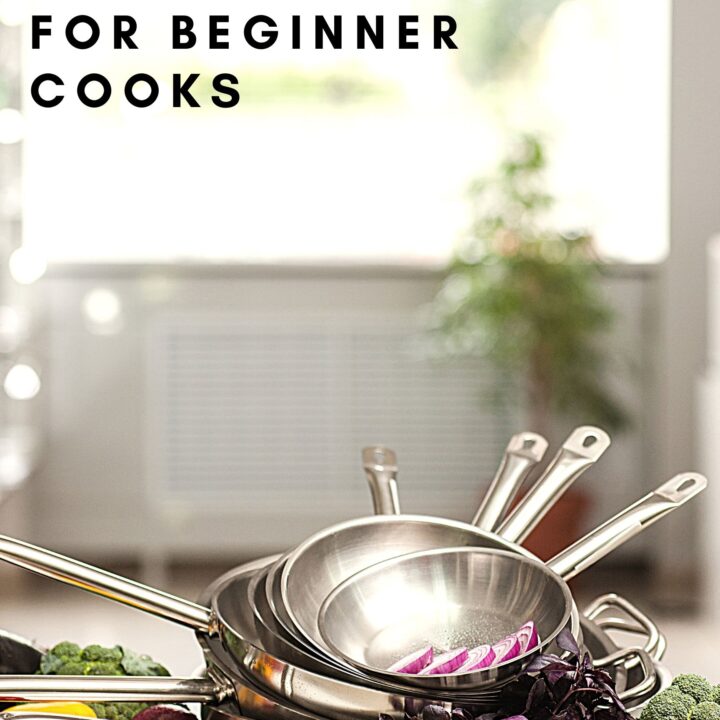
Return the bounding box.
[430,135,629,555]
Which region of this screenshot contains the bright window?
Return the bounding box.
[18,0,670,264]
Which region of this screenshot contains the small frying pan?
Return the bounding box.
[317,472,706,691]
[260,434,547,657]
[278,426,610,662]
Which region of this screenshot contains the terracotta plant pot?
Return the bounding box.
[520,489,591,562]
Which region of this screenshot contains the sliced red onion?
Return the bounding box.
[455,644,495,673]
[490,635,521,665]
[515,621,539,653]
[419,647,468,675]
[387,645,434,674]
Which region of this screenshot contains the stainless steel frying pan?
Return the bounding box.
[0,536,561,709]
[279,426,610,661]
[0,561,660,720]
[259,435,546,657]
[315,472,705,691]
[320,547,573,690]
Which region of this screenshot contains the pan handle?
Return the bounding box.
[362,446,400,515]
[472,431,548,531]
[585,593,665,662]
[593,648,657,703]
[0,535,214,633]
[497,426,611,543]
[548,472,707,580]
[0,675,224,703]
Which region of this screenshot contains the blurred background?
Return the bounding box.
[0,0,719,679]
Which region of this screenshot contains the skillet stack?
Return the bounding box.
[0,427,705,720]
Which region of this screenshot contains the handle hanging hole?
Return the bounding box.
[676,477,695,492]
[583,434,598,447]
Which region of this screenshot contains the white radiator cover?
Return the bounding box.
[146,314,514,518]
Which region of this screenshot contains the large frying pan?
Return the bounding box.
[245,432,558,681]
[0,562,662,720]
[0,549,533,719]
[278,426,611,661]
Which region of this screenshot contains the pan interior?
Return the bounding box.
[282,514,536,654]
[319,547,573,674]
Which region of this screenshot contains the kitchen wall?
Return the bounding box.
[653,0,720,593]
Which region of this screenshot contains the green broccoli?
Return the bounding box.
[39,642,82,674]
[691,702,720,720]
[38,642,170,720]
[641,689,697,720]
[712,686,720,705]
[40,642,168,678]
[88,701,150,720]
[81,645,123,664]
[672,675,715,704]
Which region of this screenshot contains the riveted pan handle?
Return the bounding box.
[472,432,548,531]
[0,535,213,633]
[362,446,400,515]
[0,675,223,703]
[548,473,707,580]
[497,426,611,543]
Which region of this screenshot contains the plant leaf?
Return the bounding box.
[556,630,580,656]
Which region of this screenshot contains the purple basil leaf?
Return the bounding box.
[546,669,571,685]
[525,677,547,711]
[556,630,580,656]
[526,654,574,673]
[422,706,451,720]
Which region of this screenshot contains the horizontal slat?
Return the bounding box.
[148,315,517,516]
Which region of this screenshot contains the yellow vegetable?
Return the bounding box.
[4,702,97,718]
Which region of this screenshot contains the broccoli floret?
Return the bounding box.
[89,702,151,720]
[82,645,123,664]
[711,687,720,705]
[691,702,720,720]
[58,661,89,676]
[49,642,83,659]
[85,661,125,676]
[39,642,82,674]
[39,643,170,720]
[672,675,714,704]
[641,689,696,720]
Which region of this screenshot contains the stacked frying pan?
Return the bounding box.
[0,426,706,720]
